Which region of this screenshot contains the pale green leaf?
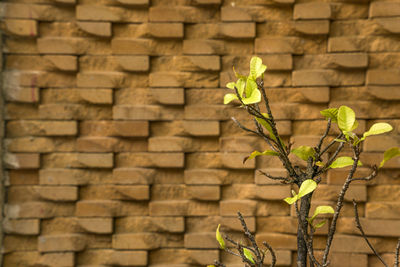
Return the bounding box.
[298,179,317,199]
[243,150,279,163]
[242,88,261,105]
[233,66,247,80]
[291,146,315,161]
[338,106,356,132]
[216,224,225,249]
[334,139,346,143]
[245,77,257,99]
[351,120,359,131]
[310,205,334,222]
[314,220,327,229]
[207,265,216,267]
[362,122,393,141]
[236,78,246,97]
[284,195,298,205]
[226,82,236,90]
[379,147,400,168]
[320,108,338,123]
[249,56,267,80]
[223,93,238,105]
[316,161,324,167]
[243,248,255,264]
[329,156,362,169]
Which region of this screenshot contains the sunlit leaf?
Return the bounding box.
[316,161,324,167]
[223,93,238,104]
[243,248,255,264]
[320,108,338,123]
[226,82,236,90]
[242,88,261,104]
[245,77,257,99]
[329,156,362,169]
[249,56,267,80]
[243,150,279,164]
[236,78,246,97]
[216,224,225,249]
[284,195,298,205]
[361,122,393,141]
[207,265,216,267]
[309,205,334,222]
[291,146,315,161]
[379,147,400,168]
[314,220,327,229]
[338,106,356,132]
[351,120,359,131]
[233,66,247,80]
[298,179,317,199]
[334,139,346,143]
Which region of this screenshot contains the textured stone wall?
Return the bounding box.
[1,0,400,266]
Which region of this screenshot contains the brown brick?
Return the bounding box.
[4,86,39,103]
[184,169,228,185]
[75,200,120,217]
[293,3,331,20]
[337,217,400,237]
[257,216,297,234]
[184,232,217,248]
[112,168,155,185]
[369,2,400,18]
[255,185,291,200]
[183,39,224,55]
[183,120,219,136]
[1,19,37,37]
[109,251,148,266]
[76,137,118,152]
[43,55,77,72]
[220,200,257,216]
[330,234,370,253]
[77,218,113,234]
[255,168,288,185]
[294,20,330,35]
[148,23,184,38]
[7,121,77,137]
[38,252,75,267]
[366,202,400,219]
[149,6,216,23]
[3,219,40,235]
[149,136,192,152]
[36,186,78,202]
[185,105,227,120]
[77,71,126,88]
[368,86,400,100]
[376,18,400,34]
[367,69,400,85]
[39,169,90,185]
[151,88,185,105]
[116,216,185,233]
[219,23,255,39]
[76,5,147,22]
[259,54,293,70]
[116,0,149,5]
[6,137,55,153]
[112,233,163,249]
[42,153,113,168]
[328,53,368,69]
[255,233,297,250]
[37,37,85,54]
[113,105,161,120]
[150,200,188,216]
[38,234,86,252]
[187,185,220,201]
[114,55,149,72]
[4,153,40,169]
[80,120,148,137]
[255,37,301,54]
[328,36,364,52]
[111,38,151,55]
[117,152,184,168]
[76,21,112,37]
[221,152,255,169]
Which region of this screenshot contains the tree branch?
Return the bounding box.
[258,169,292,184]
[395,238,400,267]
[315,119,331,157]
[352,200,388,267]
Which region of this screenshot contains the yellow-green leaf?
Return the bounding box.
[284,195,298,205]
[309,205,334,222]
[379,147,400,168]
[329,156,362,169]
[338,106,356,132]
[362,122,393,141]
[242,88,261,104]
[298,179,317,199]
[245,77,257,99]
[216,224,225,249]
[320,108,338,123]
[243,248,255,264]
[243,150,279,164]
[224,93,238,104]
[226,82,236,90]
[291,146,315,161]
[314,220,327,229]
[233,66,247,80]
[249,56,267,80]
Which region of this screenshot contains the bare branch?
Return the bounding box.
[353,200,389,267]
[322,146,361,265]
[213,260,227,267]
[262,241,276,267]
[350,165,377,182]
[395,238,400,267]
[319,134,344,158]
[317,141,345,176]
[315,119,332,157]
[258,169,292,184]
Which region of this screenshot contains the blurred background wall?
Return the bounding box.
[1,0,400,266]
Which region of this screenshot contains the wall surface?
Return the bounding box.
[1,0,400,266]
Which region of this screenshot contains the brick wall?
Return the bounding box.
[1,0,400,266]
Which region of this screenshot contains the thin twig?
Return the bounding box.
[353,200,388,267]
[317,141,345,175]
[315,119,332,157]
[322,146,360,265]
[263,241,277,267]
[258,169,292,184]
[319,134,344,157]
[395,238,400,267]
[213,260,226,267]
[350,165,377,182]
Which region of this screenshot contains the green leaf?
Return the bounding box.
[379,147,400,168]
[309,205,334,222]
[316,161,324,167]
[298,179,317,199]
[243,248,255,264]
[320,108,338,123]
[337,106,356,132]
[236,78,246,97]
[314,220,327,229]
[291,146,315,161]
[216,224,225,249]
[207,265,216,267]
[243,150,279,164]
[329,156,362,169]
[334,139,346,143]
[223,93,238,104]
[249,56,267,80]
[226,82,236,90]
[245,77,257,99]
[284,195,298,205]
[233,66,247,80]
[242,87,261,104]
[351,120,359,131]
[362,123,393,141]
